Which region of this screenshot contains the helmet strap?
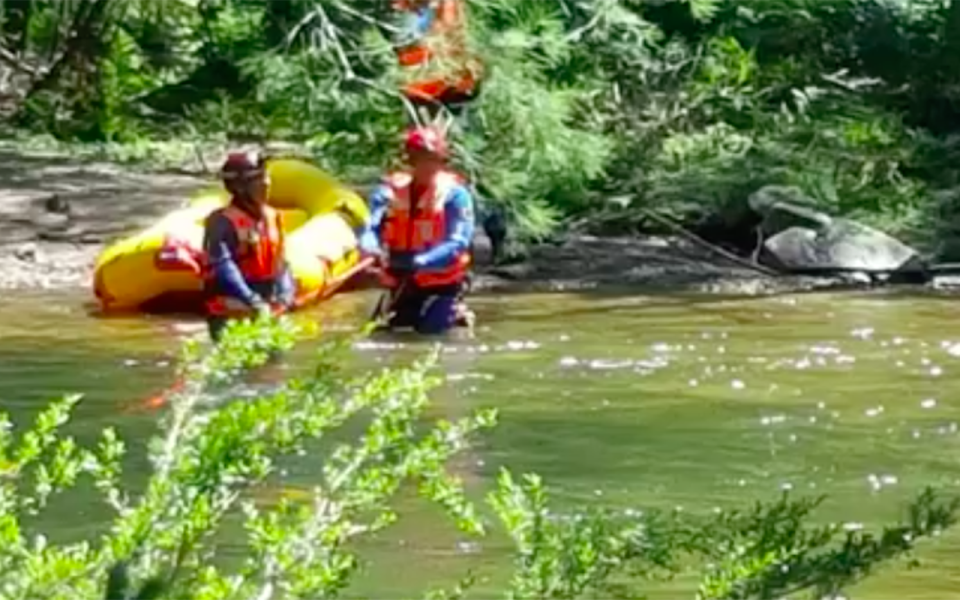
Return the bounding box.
[229,180,264,215]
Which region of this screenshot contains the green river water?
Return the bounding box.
[3,287,960,598]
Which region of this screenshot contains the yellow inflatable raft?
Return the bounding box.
[93,158,371,313]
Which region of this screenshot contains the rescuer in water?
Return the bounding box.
[359,125,475,334]
[202,151,295,342]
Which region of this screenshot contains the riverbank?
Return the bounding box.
[474,234,861,295]
[0,145,851,295]
[0,146,202,289]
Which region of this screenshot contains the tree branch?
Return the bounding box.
[0,45,41,77]
[641,209,781,277]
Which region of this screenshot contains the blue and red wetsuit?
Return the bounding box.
[358,175,475,334]
[203,208,295,341]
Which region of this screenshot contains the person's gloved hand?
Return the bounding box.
[250,296,272,320]
[276,289,296,312]
[358,231,384,259]
[388,254,416,275]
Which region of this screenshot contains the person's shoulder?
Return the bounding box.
[262,205,285,229]
[445,179,474,205]
[370,172,407,204]
[383,170,412,186]
[203,207,238,238]
[204,206,229,225]
[438,169,469,189]
[444,183,475,223]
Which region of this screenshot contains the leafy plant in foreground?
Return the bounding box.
[0,314,956,599]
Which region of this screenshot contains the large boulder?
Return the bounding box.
[747,184,925,274]
[761,218,925,273]
[748,185,830,237]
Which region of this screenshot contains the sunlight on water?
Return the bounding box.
[2,288,960,598]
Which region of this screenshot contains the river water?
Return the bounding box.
[2,287,960,598]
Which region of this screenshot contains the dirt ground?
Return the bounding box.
[0,147,204,289]
[0,147,847,296]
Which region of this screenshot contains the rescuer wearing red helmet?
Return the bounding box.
[201,150,295,341]
[358,125,475,334]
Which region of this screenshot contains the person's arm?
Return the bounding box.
[271,211,296,308]
[275,263,296,308]
[357,183,392,257]
[203,213,264,308]
[413,184,475,269]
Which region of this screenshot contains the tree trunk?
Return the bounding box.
[27,0,116,96]
[14,0,121,138]
[263,0,298,47]
[944,0,960,70]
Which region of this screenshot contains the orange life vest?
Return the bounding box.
[380,170,471,288]
[393,0,480,102]
[204,203,285,316]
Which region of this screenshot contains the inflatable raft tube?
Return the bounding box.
[92,158,371,313]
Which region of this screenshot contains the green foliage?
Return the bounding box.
[696,490,959,599]
[5,0,960,246]
[0,316,957,599]
[0,314,497,599]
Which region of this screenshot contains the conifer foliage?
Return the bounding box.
[3,1,960,246]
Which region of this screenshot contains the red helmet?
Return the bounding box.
[404,126,449,159]
[220,150,266,182]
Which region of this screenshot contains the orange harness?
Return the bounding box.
[380,170,470,288]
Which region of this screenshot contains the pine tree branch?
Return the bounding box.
[0,46,41,77]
